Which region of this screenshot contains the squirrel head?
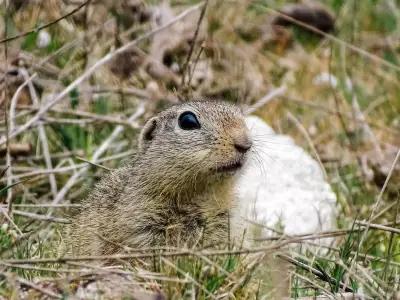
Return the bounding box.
[138,101,252,186]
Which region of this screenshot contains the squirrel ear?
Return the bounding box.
[139,117,158,151]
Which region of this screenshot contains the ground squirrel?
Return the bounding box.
[69,101,252,255]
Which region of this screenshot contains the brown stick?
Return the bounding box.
[0,143,31,157]
[12,210,70,224]
[355,220,400,235]
[2,242,290,265]
[181,0,209,88]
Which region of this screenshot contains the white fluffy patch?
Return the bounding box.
[36,30,51,49]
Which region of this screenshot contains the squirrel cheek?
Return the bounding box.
[194,149,211,161]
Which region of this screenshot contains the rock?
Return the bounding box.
[237,116,337,238]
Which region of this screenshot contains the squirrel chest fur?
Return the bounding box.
[69,101,252,256]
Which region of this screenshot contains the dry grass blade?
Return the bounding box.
[355,220,400,235]
[244,86,287,114]
[286,111,328,179]
[3,243,288,265]
[181,0,209,89]
[12,210,70,224]
[75,156,113,171]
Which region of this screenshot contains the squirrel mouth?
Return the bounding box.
[215,160,243,173]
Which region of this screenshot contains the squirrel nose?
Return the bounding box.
[233,137,252,153]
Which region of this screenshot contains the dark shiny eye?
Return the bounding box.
[178,111,201,130]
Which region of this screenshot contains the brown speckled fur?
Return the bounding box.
[68,101,251,256]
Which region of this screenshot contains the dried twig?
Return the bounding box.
[10,106,141,128]
[1,262,85,274]
[253,229,358,242]
[50,108,140,128]
[181,0,209,88]
[3,242,290,265]
[286,111,328,179]
[355,220,400,235]
[12,210,70,224]
[244,86,287,115]
[3,150,133,182]
[75,156,113,171]
[0,203,81,208]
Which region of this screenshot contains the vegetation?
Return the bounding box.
[0,0,399,298]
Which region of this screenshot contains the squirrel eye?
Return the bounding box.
[178,111,201,130]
